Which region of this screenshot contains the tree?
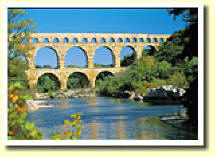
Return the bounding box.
[8,9,36,89]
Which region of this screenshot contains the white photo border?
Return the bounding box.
[2,2,204,146]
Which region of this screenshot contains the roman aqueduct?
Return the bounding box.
[22,33,170,89]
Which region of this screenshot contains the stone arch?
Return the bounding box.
[63,37,69,43]
[82,38,88,43]
[33,38,38,44]
[72,38,78,43]
[67,72,90,89]
[34,46,60,68]
[124,38,130,43]
[95,71,114,87]
[143,45,157,56]
[100,37,106,43]
[43,38,49,43]
[22,38,29,44]
[120,45,137,67]
[146,38,151,43]
[131,38,137,43]
[153,37,158,43]
[117,38,123,43]
[65,46,88,68]
[53,38,59,43]
[159,38,164,42]
[36,72,61,92]
[91,38,97,43]
[139,38,144,43]
[109,38,115,43]
[93,46,115,68]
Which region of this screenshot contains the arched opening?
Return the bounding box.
[153,38,158,43]
[67,72,90,89]
[35,46,59,68]
[143,45,157,56]
[63,37,69,43]
[100,38,106,43]
[109,38,115,43]
[131,38,137,43]
[146,38,151,43]
[81,38,88,43]
[94,46,115,68]
[33,38,38,44]
[117,38,123,43]
[159,38,164,42]
[65,46,88,68]
[91,38,96,43]
[37,73,61,93]
[95,71,114,87]
[120,46,136,67]
[124,38,130,43]
[72,38,78,43]
[139,38,143,43]
[22,38,29,44]
[43,38,49,43]
[53,38,59,43]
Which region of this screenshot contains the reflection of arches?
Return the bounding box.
[35,46,59,68]
[67,72,90,89]
[95,71,113,86]
[94,46,115,68]
[120,45,136,67]
[65,46,88,68]
[37,73,61,92]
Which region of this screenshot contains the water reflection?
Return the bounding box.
[26,97,197,140]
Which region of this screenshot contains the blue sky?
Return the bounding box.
[24,9,187,67]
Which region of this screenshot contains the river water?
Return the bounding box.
[26,97,197,140]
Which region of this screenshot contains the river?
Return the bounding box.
[26,97,197,140]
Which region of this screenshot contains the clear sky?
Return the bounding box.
[25,9,187,67]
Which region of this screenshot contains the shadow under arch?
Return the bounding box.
[93,46,115,68]
[120,45,137,67]
[34,46,59,69]
[37,73,61,93]
[65,46,88,68]
[95,71,114,87]
[67,72,90,89]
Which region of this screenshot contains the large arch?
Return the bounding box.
[65,46,88,68]
[67,72,90,89]
[34,46,59,69]
[93,46,115,68]
[120,45,137,67]
[143,45,157,56]
[95,71,114,87]
[37,73,61,93]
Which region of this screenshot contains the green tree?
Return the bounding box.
[67,73,89,89]
[120,53,135,67]
[37,74,60,93]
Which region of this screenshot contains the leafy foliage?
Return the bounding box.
[50,113,84,140]
[37,73,61,93]
[67,73,90,89]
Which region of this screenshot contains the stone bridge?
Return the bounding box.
[23,33,170,89]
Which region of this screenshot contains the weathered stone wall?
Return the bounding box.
[23,33,170,89]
